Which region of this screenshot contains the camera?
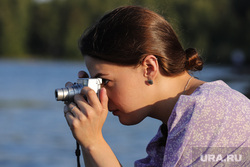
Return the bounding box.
[55,78,102,102]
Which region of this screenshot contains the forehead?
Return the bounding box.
[84,56,118,77]
[84,56,139,78]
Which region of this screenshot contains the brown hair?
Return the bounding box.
[79,6,203,146]
[79,6,203,76]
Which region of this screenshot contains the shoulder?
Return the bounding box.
[196,80,248,98]
[195,80,250,113]
[183,80,250,108]
[186,80,250,122]
[168,80,250,136]
[163,81,250,166]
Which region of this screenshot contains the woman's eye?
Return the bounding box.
[102,79,110,86]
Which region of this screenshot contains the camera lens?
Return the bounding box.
[55,85,82,102]
[55,88,66,101]
[55,90,58,99]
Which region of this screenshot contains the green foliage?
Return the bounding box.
[0,0,31,58]
[161,0,250,63]
[0,0,249,63]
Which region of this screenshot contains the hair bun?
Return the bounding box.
[185,48,203,71]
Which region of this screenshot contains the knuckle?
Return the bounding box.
[74,94,85,102]
[74,94,81,101]
[63,105,68,112]
[87,89,96,97]
[94,105,102,113]
[78,114,86,121]
[71,119,80,129]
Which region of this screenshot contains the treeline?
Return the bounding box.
[0,0,249,63]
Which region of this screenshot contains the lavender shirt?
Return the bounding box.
[135,80,250,167]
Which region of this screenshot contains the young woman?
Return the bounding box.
[63,6,250,167]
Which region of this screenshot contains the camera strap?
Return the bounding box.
[75,141,81,167]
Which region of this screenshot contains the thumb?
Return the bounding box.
[99,88,108,111]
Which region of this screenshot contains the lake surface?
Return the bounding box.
[0,59,249,167]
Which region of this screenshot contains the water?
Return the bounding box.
[0,59,249,167]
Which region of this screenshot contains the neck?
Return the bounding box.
[148,72,203,125]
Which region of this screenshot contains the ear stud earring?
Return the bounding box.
[147,79,153,85]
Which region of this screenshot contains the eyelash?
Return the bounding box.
[102,79,110,86]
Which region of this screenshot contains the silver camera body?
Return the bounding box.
[55,78,102,102]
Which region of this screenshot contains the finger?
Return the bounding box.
[73,93,92,116]
[68,102,86,120]
[79,87,100,109]
[65,82,73,87]
[65,111,75,128]
[64,105,70,115]
[64,104,80,128]
[99,88,109,111]
[64,105,73,126]
[78,71,89,78]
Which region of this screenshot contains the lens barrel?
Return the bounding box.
[55,84,83,102]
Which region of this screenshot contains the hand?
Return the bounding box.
[78,70,89,78]
[64,71,89,88]
[64,71,109,149]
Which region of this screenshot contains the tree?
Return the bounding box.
[0,0,31,58]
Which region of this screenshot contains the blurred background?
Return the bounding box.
[0,0,249,167]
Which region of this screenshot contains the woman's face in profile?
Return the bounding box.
[85,56,153,125]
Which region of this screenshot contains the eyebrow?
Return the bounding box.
[93,73,108,78]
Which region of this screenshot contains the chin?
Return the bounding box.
[118,115,145,126]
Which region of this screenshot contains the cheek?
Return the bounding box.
[107,88,130,111]
[107,82,147,113]
[106,81,151,125]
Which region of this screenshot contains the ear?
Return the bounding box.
[141,55,158,84]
